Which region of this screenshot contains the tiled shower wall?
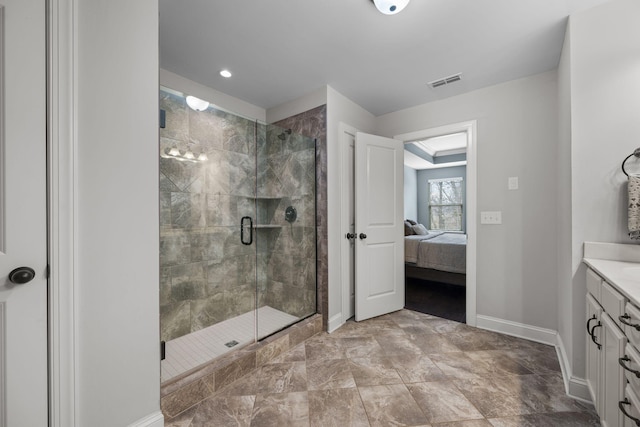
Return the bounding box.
[256,126,317,320]
[160,90,258,342]
[273,106,328,330]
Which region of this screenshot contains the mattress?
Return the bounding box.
[405,232,466,274]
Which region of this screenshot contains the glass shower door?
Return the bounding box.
[255,124,317,339]
[159,87,258,382]
[159,87,318,383]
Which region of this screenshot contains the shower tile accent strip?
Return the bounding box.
[161,314,322,419]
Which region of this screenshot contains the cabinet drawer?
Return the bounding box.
[602,281,627,329]
[623,384,640,427]
[622,344,640,398]
[587,268,602,301]
[624,303,640,349]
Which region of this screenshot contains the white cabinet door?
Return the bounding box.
[587,294,603,414]
[601,313,627,427]
[0,0,48,426]
[354,132,404,321]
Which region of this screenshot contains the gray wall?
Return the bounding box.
[404,166,418,220]
[416,166,467,232]
[559,0,640,380]
[376,70,559,331]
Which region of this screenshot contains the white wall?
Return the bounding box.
[560,0,640,382]
[267,87,328,124]
[376,71,559,330]
[557,22,575,381]
[326,86,376,327]
[404,166,418,220]
[77,1,161,425]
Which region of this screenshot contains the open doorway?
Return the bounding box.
[395,121,477,326]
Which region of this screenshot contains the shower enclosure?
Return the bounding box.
[159,87,317,382]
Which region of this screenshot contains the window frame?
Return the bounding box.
[427,177,464,232]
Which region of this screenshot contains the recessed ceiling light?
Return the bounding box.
[220,69,232,78]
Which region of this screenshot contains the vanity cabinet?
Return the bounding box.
[586,266,640,427]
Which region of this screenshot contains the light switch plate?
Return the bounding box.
[508,177,519,190]
[481,211,502,224]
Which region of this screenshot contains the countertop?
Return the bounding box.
[584,241,640,304]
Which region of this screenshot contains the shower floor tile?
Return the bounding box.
[161,306,298,382]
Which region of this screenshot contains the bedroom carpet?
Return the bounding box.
[405,277,466,323]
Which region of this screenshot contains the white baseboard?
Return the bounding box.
[328,313,343,333]
[476,315,592,404]
[476,314,557,346]
[128,411,164,427]
[556,333,592,403]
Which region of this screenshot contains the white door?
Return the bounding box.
[354,132,404,321]
[0,1,48,426]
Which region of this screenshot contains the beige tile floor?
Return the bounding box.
[165,309,600,427]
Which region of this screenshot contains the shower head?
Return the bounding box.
[277,129,292,140]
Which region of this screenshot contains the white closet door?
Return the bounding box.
[0,0,48,425]
[354,132,404,321]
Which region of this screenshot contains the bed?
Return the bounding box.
[405,232,467,286]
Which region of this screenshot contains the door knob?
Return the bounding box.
[8,267,36,284]
[359,233,367,240]
[345,233,356,239]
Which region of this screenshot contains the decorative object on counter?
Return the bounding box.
[622,148,640,177]
[623,148,640,240]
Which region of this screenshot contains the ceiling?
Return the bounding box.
[405,132,468,170]
[159,0,611,117]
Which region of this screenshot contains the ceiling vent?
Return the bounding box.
[428,73,462,89]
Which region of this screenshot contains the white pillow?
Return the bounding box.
[412,223,429,235]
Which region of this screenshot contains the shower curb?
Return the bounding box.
[160,314,323,419]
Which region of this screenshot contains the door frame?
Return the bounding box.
[339,122,357,326]
[394,120,478,326]
[48,0,79,425]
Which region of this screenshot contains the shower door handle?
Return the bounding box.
[241,216,253,245]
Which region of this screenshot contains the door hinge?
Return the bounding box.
[160,341,166,361]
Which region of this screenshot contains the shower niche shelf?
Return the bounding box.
[253,224,283,229]
[253,196,283,200]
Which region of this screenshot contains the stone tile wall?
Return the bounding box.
[272,106,328,330]
[256,125,317,321]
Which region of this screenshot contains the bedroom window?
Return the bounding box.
[428,177,463,231]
